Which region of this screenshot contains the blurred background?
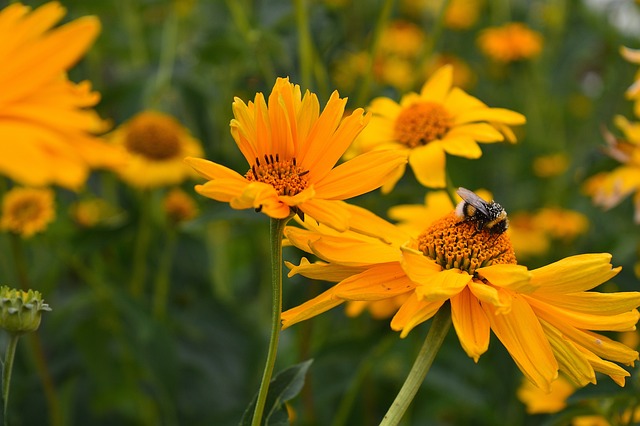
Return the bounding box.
[1,0,640,425]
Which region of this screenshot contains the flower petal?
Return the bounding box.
[314,150,408,200]
[447,123,505,142]
[451,288,490,362]
[530,254,621,294]
[185,157,246,181]
[298,198,352,231]
[483,296,558,391]
[391,293,445,338]
[455,108,526,126]
[440,135,483,158]
[281,289,344,329]
[476,264,534,293]
[285,257,366,281]
[195,178,249,203]
[333,263,415,300]
[420,65,453,103]
[414,268,472,302]
[408,143,446,188]
[309,234,399,266]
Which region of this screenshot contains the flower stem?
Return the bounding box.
[380,305,452,426]
[294,0,313,89]
[2,333,19,426]
[152,227,177,319]
[130,190,153,298]
[251,216,292,426]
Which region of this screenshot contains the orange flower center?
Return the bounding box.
[245,155,310,196]
[417,212,516,275]
[124,115,182,161]
[394,101,452,148]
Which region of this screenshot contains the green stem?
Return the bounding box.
[8,235,28,291]
[354,0,395,107]
[120,0,149,69]
[152,227,177,319]
[251,216,292,426]
[147,6,179,107]
[294,0,313,89]
[2,334,19,426]
[379,305,452,426]
[129,190,153,298]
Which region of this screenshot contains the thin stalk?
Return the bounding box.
[2,333,19,426]
[152,227,177,319]
[147,6,179,107]
[120,0,149,69]
[379,305,451,426]
[294,0,313,89]
[251,216,292,426]
[129,190,153,298]
[7,236,61,426]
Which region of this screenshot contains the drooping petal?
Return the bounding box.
[298,198,352,231]
[483,296,558,391]
[281,288,344,329]
[391,293,445,338]
[285,258,367,281]
[313,150,407,200]
[468,280,513,314]
[476,264,534,293]
[408,143,446,188]
[450,288,490,362]
[532,291,640,316]
[530,254,621,294]
[333,263,415,300]
[195,178,250,203]
[414,268,472,302]
[574,346,632,386]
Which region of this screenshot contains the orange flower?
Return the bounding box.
[186,78,406,230]
[0,2,124,189]
[477,22,543,63]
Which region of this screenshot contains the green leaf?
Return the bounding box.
[240,359,313,426]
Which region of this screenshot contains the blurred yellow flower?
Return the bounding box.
[620,46,640,117]
[400,0,483,30]
[163,188,198,225]
[534,207,589,240]
[185,77,406,230]
[378,21,425,59]
[501,211,550,259]
[517,376,576,414]
[477,22,543,63]
[423,54,476,90]
[533,153,570,178]
[110,110,204,189]
[0,2,124,189]
[1,187,55,238]
[347,65,525,190]
[69,198,122,228]
[584,115,640,223]
[283,202,640,391]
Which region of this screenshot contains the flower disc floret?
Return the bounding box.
[124,114,182,160]
[417,212,517,275]
[245,155,310,197]
[394,102,452,148]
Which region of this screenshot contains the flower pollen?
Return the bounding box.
[394,101,453,148]
[124,114,182,161]
[417,212,516,275]
[245,155,310,196]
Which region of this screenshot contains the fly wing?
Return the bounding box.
[456,187,491,216]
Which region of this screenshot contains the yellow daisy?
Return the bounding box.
[163,187,198,225]
[185,77,407,231]
[584,115,640,223]
[0,2,124,189]
[282,201,640,391]
[109,110,204,189]
[347,65,525,190]
[517,376,576,414]
[477,22,543,63]
[620,46,640,117]
[1,187,55,238]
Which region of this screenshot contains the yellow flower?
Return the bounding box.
[508,212,551,259]
[1,187,55,238]
[110,110,204,189]
[347,65,525,190]
[0,2,124,189]
[444,0,484,30]
[163,188,198,224]
[517,376,576,414]
[282,201,640,391]
[185,77,407,231]
[620,46,640,117]
[533,152,570,178]
[378,21,425,59]
[533,207,589,241]
[69,197,122,228]
[477,22,543,63]
[584,115,640,223]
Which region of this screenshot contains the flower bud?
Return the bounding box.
[0,287,51,334]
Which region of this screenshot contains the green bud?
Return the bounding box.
[0,286,51,334]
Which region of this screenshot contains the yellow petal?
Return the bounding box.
[284,258,366,281]
[468,280,513,314]
[414,268,472,302]
[298,198,352,231]
[408,143,446,188]
[476,264,534,293]
[343,203,410,245]
[483,296,558,391]
[184,157,246,181]
[539,320,596,387]
[368,97,402,117]
[447,123,505,142]
[420,65,453,103]
[451,288,490,362]
[455,108,526,126]
[391,293,445,338]
[530,254,621,294]
[574,346,632,386]
[439,135,483,158]
[281,289,344,329]
[533,291,640,316]
[314,149,407,199]
[621,46,640,63]
[334,263,415,300]
[400,246,444,282]
[309,233,399,266]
